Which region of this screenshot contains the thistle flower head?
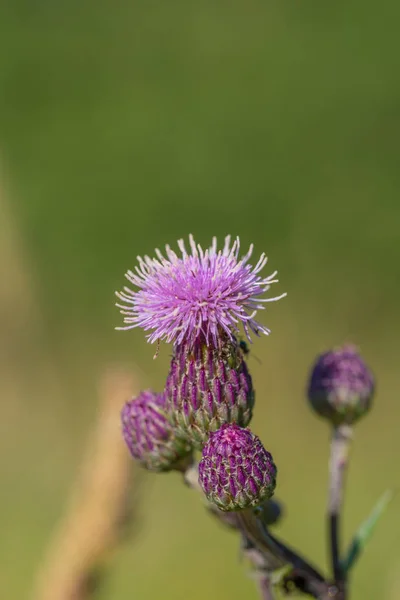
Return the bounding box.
[121,390,192,472]
[308,344,374,426]
[116,234,286,348]
[198,424,277,511]
[165,335,254,448]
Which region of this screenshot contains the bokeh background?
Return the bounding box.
[1,1,400,599]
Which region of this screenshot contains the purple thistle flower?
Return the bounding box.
[165,335,254,447]
[116,235,286,348]
[198,424,277,511]
[121,390,192,472]
[308,345,374,426]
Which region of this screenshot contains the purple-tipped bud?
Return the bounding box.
[308,345,374,426]
[198,424,277,511]
[165,336,254,447]
[121,390,192,472]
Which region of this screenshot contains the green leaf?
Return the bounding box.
[341,489,394,573]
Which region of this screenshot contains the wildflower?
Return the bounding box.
[198,424,277,511]
[121,390,192,472]
[308,345,374,426]
[117,235,286,446]
[165,335,254,446]
[116,234,286,348]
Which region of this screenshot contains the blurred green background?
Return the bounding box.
[1,1,399,598]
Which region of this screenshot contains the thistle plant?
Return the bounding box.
[116,235,390,600]
[116,235,284,446]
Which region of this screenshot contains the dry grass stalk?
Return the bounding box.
[33,367,139,600]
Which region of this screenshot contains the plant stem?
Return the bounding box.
[256,574,275,600]
[183,464,282,598]
[328,424,353,585]
[243,541,277,600]
[236,510,325,583]
[184,463,332,599]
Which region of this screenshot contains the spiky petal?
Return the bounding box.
[198,424,277,511]
[116,234,286,348]
[308,345,374,426]
[121,390,192,472]
[165,335,254,448]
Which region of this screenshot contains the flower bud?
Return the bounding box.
[165,336,254,447]
[308,345,374,426]
[121,390,192,472]
[198,424,277,511]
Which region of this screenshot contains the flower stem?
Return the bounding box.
[328,424,353,585]
[183,464,282,597]
[256,574,275,600]
[236,510,325,584]
[184,463,332,598]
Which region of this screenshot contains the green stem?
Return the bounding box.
[328,424,353,585]
[256,574,275,600]
[236,510,325,583]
